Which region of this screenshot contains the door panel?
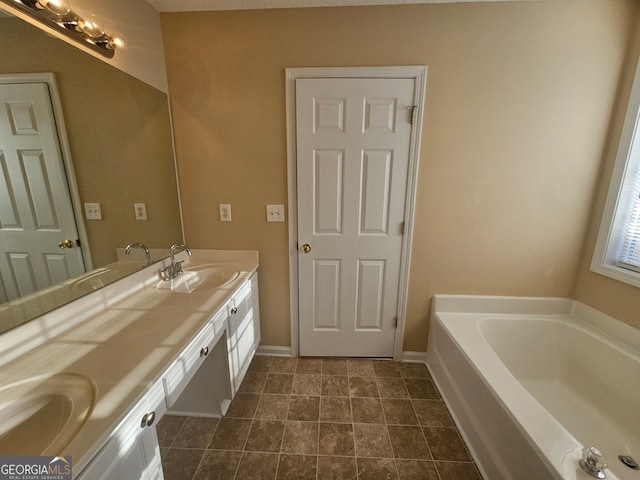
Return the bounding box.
[314,149,344,234]
[313,259,341,330]
[0,83,84,300]
[297,77,415,357]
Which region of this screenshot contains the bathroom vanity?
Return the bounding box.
[0,249,260,479]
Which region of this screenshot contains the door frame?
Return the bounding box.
[0,72,92,272]
[285,66,427,360]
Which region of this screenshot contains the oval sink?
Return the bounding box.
[0,373,96,456]
[71,264,142,292]
[156,264,239,294]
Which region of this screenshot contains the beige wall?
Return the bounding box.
[574,14,640,330]
[0,18,182,268]
[162,1,636,351]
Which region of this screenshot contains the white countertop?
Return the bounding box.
[0,249,259,474]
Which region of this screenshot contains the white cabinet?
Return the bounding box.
[227,272,261,394]
[77,380,167,480]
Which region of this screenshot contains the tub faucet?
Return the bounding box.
[125,242,151,266]
[162,243,192,280]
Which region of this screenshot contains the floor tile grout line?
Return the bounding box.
[164,416,187,451]
[407,378,443,480]
[181,414,221,480]
[233,357,268,480]
[315,361,321,480]
[274,377,293,479]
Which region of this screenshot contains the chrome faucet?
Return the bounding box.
[162,243,192,280]
[125,242,151,266]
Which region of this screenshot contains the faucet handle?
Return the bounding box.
[174,260,185,276]
[580,446,607,479]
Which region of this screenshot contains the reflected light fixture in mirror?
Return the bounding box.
[0,0,121,58]
[77,14,103,38]
[38,0,68,16]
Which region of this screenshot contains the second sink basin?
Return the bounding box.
[156,264,239,294]
[71,264,142,292]
[0,373,96,456]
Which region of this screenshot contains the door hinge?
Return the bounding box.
[410,105,419,125]
[75,239,81,247]
[393,317,398,328]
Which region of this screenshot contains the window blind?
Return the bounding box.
[618,164,640,271]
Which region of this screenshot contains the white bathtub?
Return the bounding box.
[426,295,640,480]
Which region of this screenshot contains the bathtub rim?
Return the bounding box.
[428,294,637,480]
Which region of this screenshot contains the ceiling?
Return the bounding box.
[146,0,519,12]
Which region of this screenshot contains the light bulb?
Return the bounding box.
[109,32,127,51]
[37,0,70,16]
[78,15,103,38]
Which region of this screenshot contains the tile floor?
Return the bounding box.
[158,356,482,480]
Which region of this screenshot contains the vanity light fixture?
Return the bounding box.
[1,0,120,58]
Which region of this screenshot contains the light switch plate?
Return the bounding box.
[134,203,147,221]
[84,202,102,220]
[266,204,285,222]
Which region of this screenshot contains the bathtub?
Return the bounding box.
[426,295,640,480]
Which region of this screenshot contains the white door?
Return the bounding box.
[0,82,85,301]
[297,77,415,357]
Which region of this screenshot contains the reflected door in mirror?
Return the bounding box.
[0,82,85,302]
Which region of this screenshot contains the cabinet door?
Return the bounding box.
[77,381,167,480]
[227,273,260,393]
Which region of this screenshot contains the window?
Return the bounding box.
[592,57,640,287]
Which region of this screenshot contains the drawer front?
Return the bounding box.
[131,379,167,429]
[227,280,252,339]
[163,321,215,407]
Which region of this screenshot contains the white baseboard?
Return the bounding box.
[256,345,293,357]
[400,351,428,363]
[257,346,425,362]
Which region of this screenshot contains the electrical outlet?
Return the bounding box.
[84,202,102,220]
[266,204,285,222]
[134,203,147,221]
[219,204,232,222]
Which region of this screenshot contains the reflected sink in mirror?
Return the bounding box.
[0,373,96,455]
[156,264,239,294]
[70,263,144,292]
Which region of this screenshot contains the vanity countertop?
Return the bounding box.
[0,249,259,473]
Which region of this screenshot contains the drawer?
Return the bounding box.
[128,378,168,434]
[163,321,215,407]
[227,280,252,340]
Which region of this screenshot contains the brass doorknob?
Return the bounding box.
[301,243,311,254]
[58,239,74,249]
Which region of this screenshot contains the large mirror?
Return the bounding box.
[0,10,182,332]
